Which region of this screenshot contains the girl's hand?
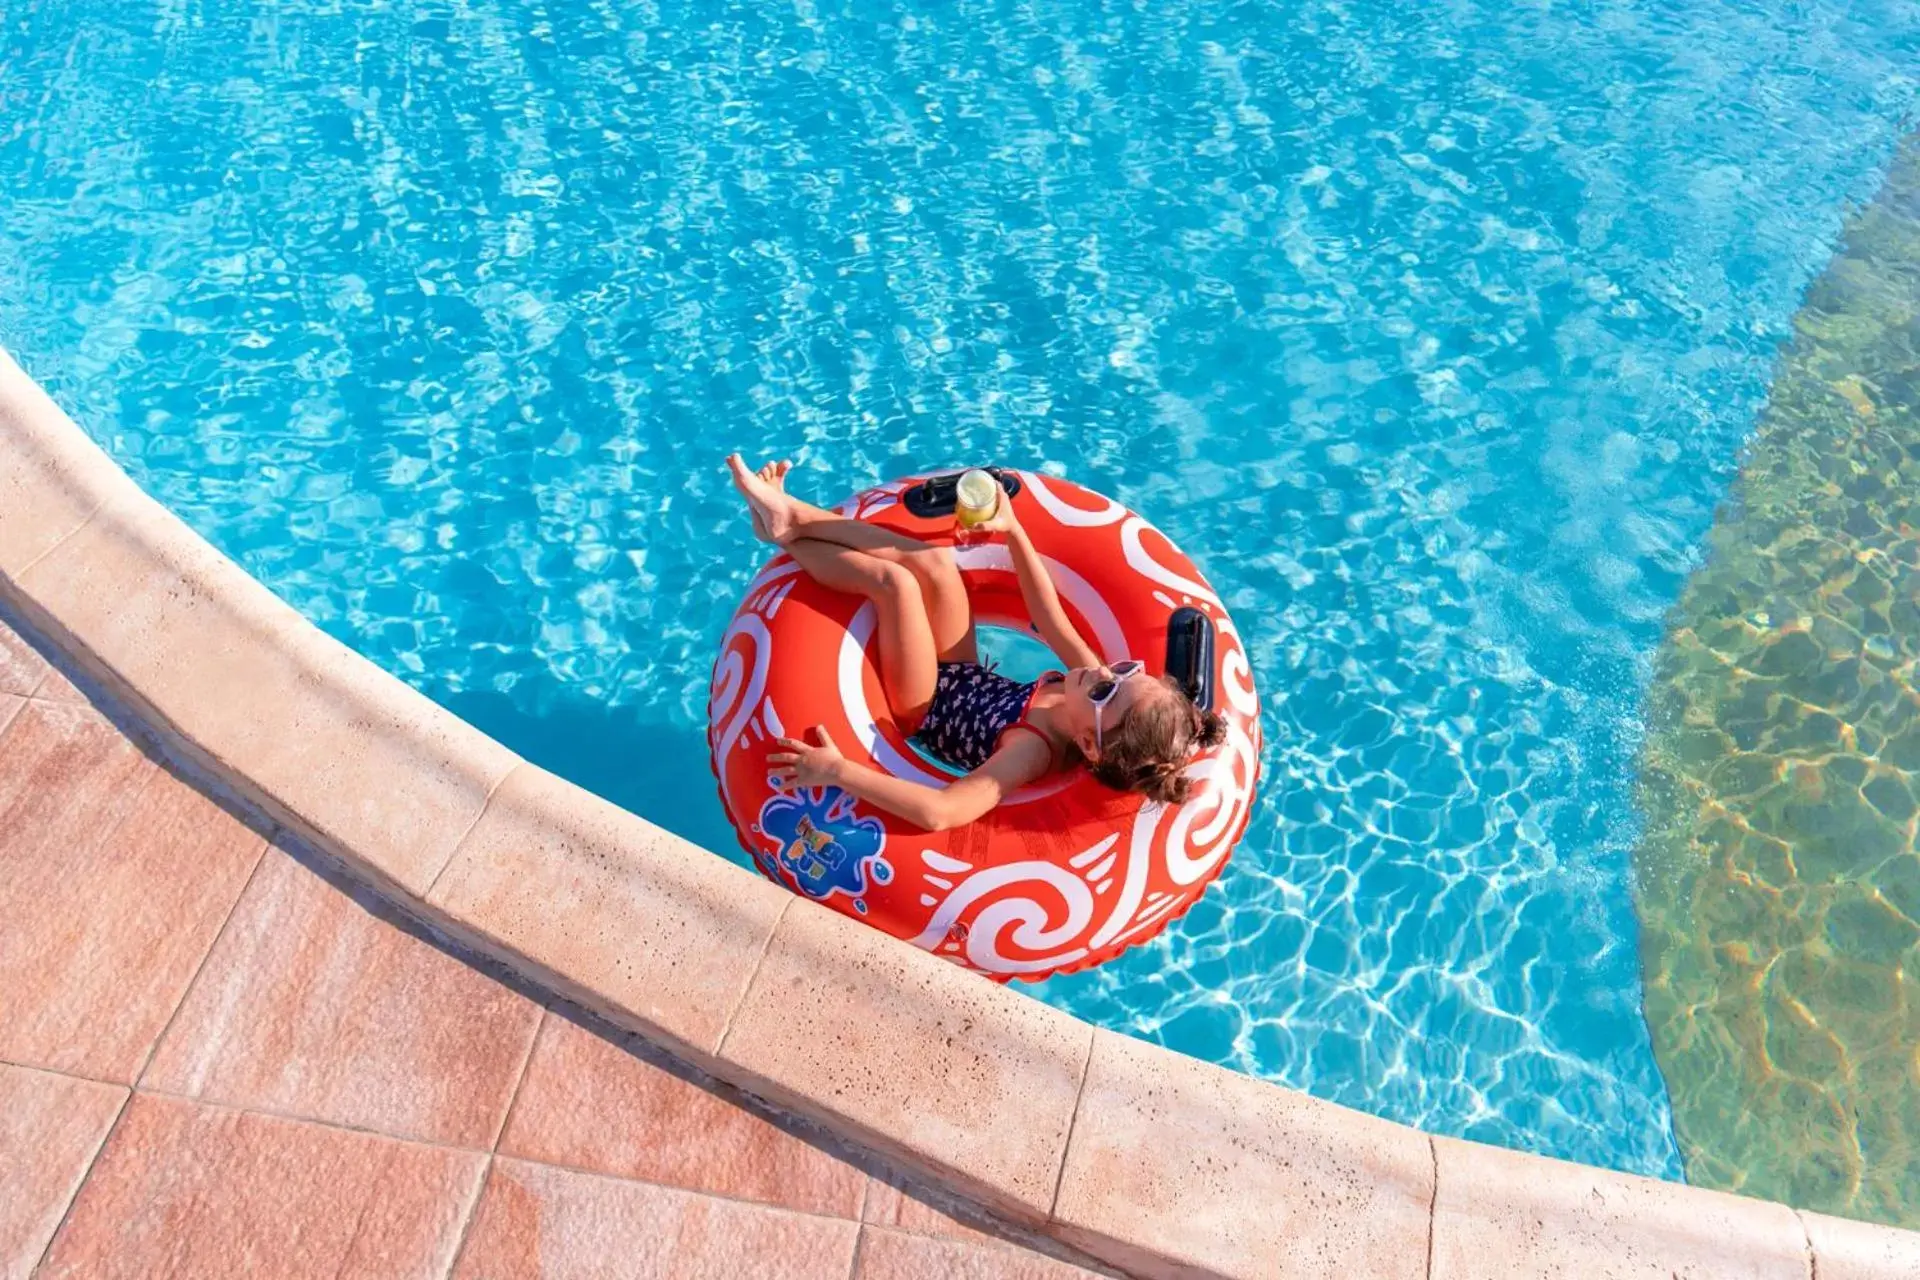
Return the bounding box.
[768,726,848,790]
[974,494,1022,535]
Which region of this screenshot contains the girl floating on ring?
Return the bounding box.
[727,454,1224,832]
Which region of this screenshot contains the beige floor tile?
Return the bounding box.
[452,1158,860,1280]
[0,701,169,1077]
[0,694,22,738]
[0,619,48,696]
[499,1014,865,1218]
[861,1169,1001,1246]
[30,664,87,704]
[37,1092,486,1280]
[0,700,151,855]
[143,847,542,1148]
[0,756,265,1082]
[0,1063,127,1280]
[854,1227,1108,1280]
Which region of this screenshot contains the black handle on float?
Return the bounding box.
[902,467,1024,519]
[1164,606,1216,712]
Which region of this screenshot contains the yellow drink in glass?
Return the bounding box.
[954,468,1000,528]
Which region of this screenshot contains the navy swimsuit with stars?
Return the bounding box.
[912,663,1060,772]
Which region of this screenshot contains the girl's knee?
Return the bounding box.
[871,559,923,602]
[908,544,960,589]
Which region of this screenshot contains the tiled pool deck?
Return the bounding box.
[0,615,1115,1279]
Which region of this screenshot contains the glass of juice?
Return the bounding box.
[954,468,1000,528]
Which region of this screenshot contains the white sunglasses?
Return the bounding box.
[1090,660,1145,756]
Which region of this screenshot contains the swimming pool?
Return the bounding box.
[4,0,1917,1186]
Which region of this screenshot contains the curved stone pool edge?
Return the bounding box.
[2,345,1915,1280]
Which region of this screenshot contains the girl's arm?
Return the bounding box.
[768,727,1053,831]
[979,501,1100,670]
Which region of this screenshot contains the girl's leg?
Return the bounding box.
[732,457,977,663]
[783,537,939,727]
[781,498,978,662]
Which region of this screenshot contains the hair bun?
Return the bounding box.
[1193,709,1227,752]
[1151,769,1193,806]
[1127,758,1185,806]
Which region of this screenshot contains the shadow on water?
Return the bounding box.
[440,687,750,867]
[436,620,1066,869]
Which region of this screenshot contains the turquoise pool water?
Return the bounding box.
[4,0,1917,1179]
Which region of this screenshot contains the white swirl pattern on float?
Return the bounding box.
[969,887,1093,974]
[1018,471,1128,527]
[742,558,802,605]
[837,479,910,520]
[1221,640,1258,718]
[1120,515,1223,608]
[906,859,1096,975]
[1086,799,1168,951]
[1069,833,1120,869]
[710,612,774,822]
[1162,723,1257,886]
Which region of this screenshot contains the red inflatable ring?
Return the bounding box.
[706,470,1262,982]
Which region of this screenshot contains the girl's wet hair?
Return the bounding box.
[1087,675,1227,805]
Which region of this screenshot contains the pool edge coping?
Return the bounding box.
[4,345,1918,1280]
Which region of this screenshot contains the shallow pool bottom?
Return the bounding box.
[1637,135,1920,1229]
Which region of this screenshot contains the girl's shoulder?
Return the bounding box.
[987,721,1062,780]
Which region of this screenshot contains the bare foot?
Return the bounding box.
[748,461,791,540]
[727,454,798,544]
